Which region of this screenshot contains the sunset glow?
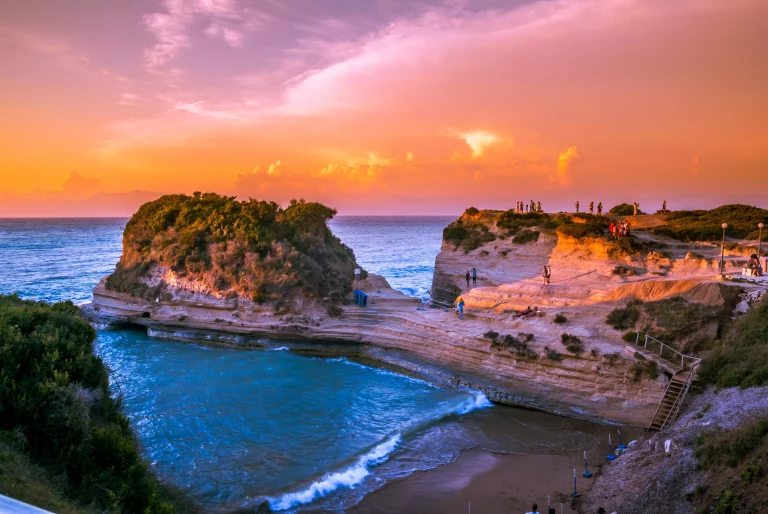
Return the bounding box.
[1,0,766,216]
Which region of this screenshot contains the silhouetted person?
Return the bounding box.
[537,201,542,212]
[597,202,603,216]
[465,270,470,288]
[662,200,667,213]
[471,267,477,286]
[575,200,580,213]
[589,201,594,215]
[633,202,639,216]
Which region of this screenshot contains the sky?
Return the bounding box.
[1,0,766,216]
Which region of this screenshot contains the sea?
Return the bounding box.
[0,217,602,512]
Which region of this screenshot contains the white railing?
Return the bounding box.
[634,332,702,370]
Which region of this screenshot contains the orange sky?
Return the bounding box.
[1,0,767,216]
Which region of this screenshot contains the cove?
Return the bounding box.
[94,327,491,511]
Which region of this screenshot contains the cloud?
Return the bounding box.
[118,93,140,106]
[142,0,264,73]
[60,172,102,198]
[406,152,415,161]
[267,160,288,176]
[453,130,502,159]
[552,146,583,186]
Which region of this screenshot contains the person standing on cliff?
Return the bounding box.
[589,201,594,215]
[526,503,540,514]
[575,200,580,213]
[537,201,542,213]
[471,267,477,286]
[542,265,551,285]
[633,202,639,216]
[597,202,603,216]
[662,200,667,213]
[457,298,465,320]
[465,270,471,288]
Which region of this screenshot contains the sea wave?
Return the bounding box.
[269,346,290,351]
[266,388,492,511]
[268,435,401,511]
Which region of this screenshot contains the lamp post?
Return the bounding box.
[759,223,765,274]
[719,223,728,278]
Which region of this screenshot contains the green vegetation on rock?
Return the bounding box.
[699,297,768,389]
[608,203,644,216]
[106,193,360,306]
[653,204,768,242]
[0,294,195,513]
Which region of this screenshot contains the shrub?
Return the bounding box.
[545,347,564,361]
[612,266,638,277]
[696,419,768,468]
[561,333,584,355]
[484,331,499,340]
[606,236,646,258]
[653,204,768,242]
[512,230,540,244]
[606,300,642,330]
[608,203,644,216]
[699,297,768,389]
[556,222,607,239]
[554,313,567,324]
[0,295,189,512]
[518,332,535,342]
[465,207,480,216]
[443,220,496,252]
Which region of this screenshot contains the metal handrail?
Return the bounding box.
[634,332,702,370]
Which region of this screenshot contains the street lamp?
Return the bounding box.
[759,222,765,273]
[719,223,728,278]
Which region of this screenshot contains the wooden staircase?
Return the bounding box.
[630,334,702,432]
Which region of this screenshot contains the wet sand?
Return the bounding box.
[348,449,594,514]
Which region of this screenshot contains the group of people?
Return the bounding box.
[608,219,631,239]
[515,200,543,214]
[516,305,541,318]
[574,201,602,215]
[541,265,551,284]
[465,268,478,288]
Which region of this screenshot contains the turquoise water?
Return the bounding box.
[0,216,600,512]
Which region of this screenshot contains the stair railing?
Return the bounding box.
[634,332,702,370]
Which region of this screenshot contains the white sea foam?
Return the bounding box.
[268,435,401,511]
[453,389,493,415]
[269,346,290,351]
[266,389,491,510]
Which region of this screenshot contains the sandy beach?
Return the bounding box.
[348,449,597,514]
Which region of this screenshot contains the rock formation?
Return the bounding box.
[88,204,768,427]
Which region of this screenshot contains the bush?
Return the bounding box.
[699,297,768,389]
[512,230,540,244]
[554,313,567,324]
[484,331,499,340]
[696,419,768,468]
[465,207,480,216]
[612,266,639,277]
[606,236,646,258]
[0,295,189,512]
[561,333,584,355]
[608,203,644,216]
[606,300,642,330]
[653,204,768,242]
[443,219,496,252]
[107,194,360,306]
[556,222,606,239]
[545,347,564,361]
